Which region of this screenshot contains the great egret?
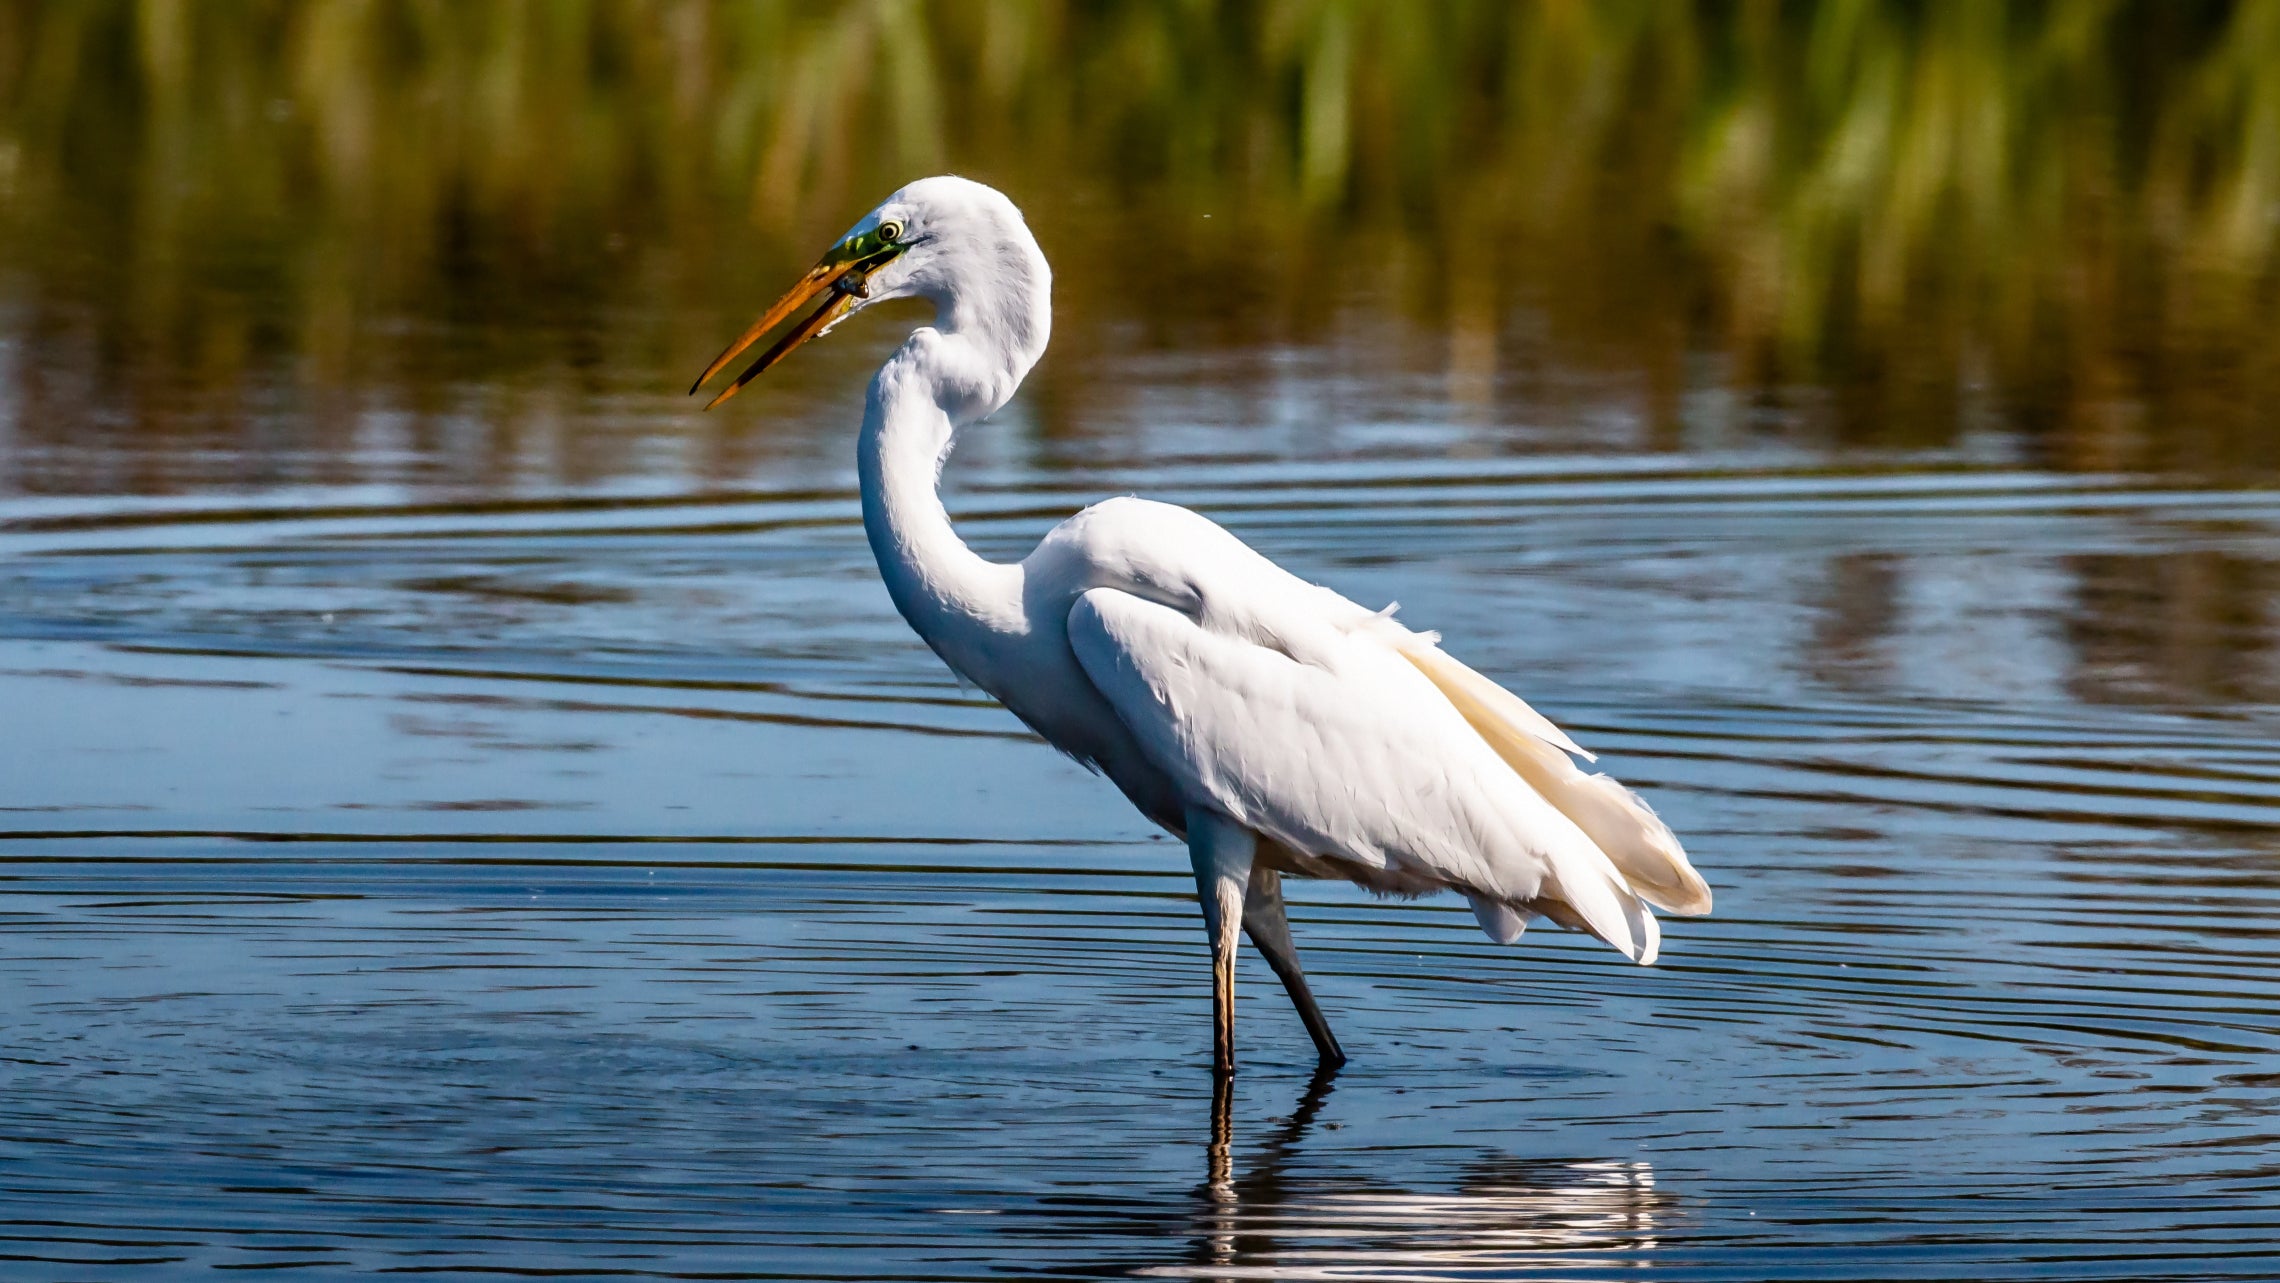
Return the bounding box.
[692,176,1710,1073]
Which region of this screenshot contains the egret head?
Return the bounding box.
[690,176,1048,409]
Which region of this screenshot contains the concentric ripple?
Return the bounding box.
[3,453,2279,1280]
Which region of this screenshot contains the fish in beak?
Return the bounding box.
[689,221,908,409]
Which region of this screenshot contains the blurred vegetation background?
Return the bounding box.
[0,0,2274,493]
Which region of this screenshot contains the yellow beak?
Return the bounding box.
[689,261,865,409]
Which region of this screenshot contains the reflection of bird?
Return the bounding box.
[1091,1069,1671,1277]
[693,176,1710,1072]
[1188,1074,1667,1276]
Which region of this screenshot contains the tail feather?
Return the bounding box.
[1467,894,1535,944]
[1401,643,1712,918]
[1527,878,1661,966]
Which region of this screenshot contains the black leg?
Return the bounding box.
[1243,865,1346,1066]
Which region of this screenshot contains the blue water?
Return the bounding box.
[6,436,2280,1278]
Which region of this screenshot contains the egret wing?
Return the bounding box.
[1065,585,1661,963]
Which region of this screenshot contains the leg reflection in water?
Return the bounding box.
[1196,1063,1341,1271]
[1181,1067,1667,1280]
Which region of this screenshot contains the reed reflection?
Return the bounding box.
[1159,1068,1666,1280]
[2063,550,2280,707]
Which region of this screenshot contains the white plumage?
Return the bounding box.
[694,175,1710,1071]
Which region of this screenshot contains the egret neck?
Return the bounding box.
[854,244,1050,682]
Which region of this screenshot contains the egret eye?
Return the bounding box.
[878,220,904,244]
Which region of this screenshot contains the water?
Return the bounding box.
[8,6,2280,1275]
[6,431,2280,1278]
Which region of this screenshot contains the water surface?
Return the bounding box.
[6,441,2280,1279]
[7,5,2280,1278]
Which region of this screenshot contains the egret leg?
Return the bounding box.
[1242,867,1346,1067]
[1187,808,1254,1077]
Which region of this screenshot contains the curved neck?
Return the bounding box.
[857,337,1027,676]
[855,210,1051,681]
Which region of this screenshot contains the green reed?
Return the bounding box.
[0,0,2273,474]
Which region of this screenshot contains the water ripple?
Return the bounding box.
[3,457,2279,1277]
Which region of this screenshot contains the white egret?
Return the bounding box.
[692,176,1710,1073]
